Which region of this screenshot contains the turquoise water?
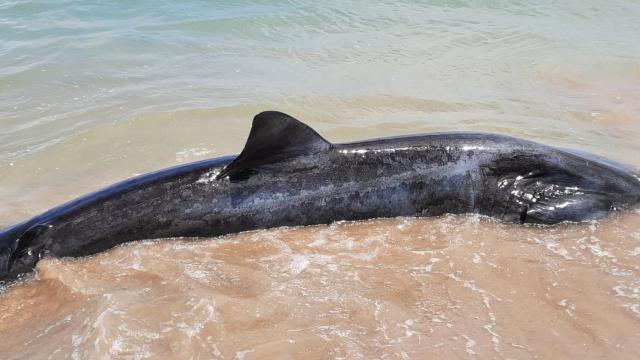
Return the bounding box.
[1,0,639,222]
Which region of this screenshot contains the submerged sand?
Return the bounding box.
[1,213,639,359]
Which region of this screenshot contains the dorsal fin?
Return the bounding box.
[216,111,332,180]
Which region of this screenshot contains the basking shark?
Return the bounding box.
[1,111,640,283]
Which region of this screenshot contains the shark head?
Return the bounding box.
[0,223,51,284]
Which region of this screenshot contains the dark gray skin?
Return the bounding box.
[1,111,640,284]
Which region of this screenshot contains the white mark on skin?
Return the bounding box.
[461,145,486,151]
[338,144,492,155]
[196,170,221,184]
[338,146,416,154]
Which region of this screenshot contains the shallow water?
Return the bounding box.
[1,0,640,359]
[2,215,640,359]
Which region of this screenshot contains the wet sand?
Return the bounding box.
[1,213,639,359]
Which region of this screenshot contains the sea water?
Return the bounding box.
[1,1,639,358]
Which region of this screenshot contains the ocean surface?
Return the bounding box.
[0,0,639,358]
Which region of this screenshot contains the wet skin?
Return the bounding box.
[1,111,639,283]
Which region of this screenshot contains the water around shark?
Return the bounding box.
[1,111,639,283]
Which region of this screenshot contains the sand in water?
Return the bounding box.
[1,213,639,359]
